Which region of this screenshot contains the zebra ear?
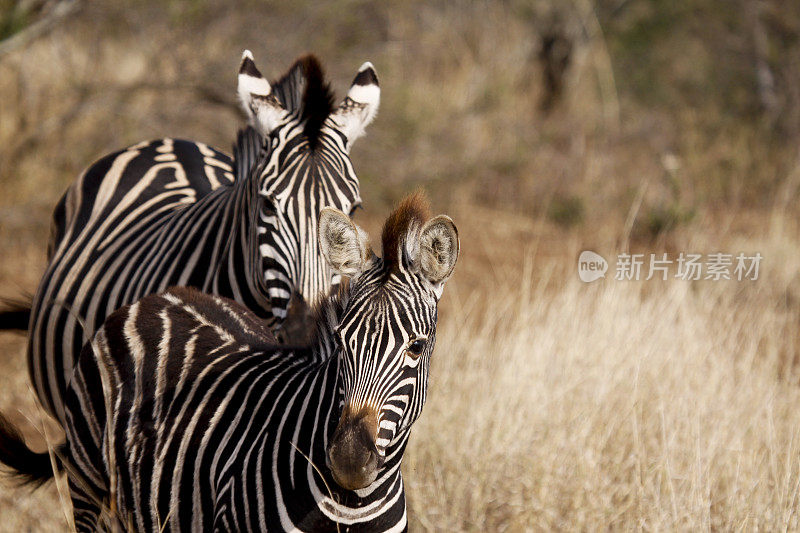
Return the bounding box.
[332,62,380,146]
[417,215,459,293]
[238,50,289,136]
[319,208,372,277]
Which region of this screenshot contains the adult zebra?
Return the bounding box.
[0,194,460,531]
[21,50,380,425]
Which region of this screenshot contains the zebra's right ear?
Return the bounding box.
[238,50,289,136]
[417,215,459,295]
[319,208,372,278]
[332,62,380,146]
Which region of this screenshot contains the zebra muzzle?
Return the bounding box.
[326,408,383,490]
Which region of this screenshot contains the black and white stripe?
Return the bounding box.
[62,197,459,531]
[27,51,381,424]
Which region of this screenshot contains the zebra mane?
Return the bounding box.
[270,55,336,149]
[160,287,278,347]
[232,126,262,181]
[306,282,348,352]
[381,192,431,273]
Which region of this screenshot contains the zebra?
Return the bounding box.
[18,50,380,425]
[0,193,460,531]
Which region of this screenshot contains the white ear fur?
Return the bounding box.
[318,208,371,277]
[332,61,380,146]
[237,50,288,136]
[418,215,459,291]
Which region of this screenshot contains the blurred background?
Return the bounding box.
[2,0,800,530]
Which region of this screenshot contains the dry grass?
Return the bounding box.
[409,269,800,529]
[396,206,800,530]
[3,1,800,530]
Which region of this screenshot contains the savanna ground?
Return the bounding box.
[2,0,800,530]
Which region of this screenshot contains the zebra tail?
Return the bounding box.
[0,412,60,488]
[0,297,31,331]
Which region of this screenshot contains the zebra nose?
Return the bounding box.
[326,409,382,490]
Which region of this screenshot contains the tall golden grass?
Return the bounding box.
[409,275,800,529]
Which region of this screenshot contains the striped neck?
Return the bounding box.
[265,354,409,530]
[213,347,409,531]
[203,172,278,324]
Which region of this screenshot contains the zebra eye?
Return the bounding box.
[348,203,362,218]
[407,338,427,357]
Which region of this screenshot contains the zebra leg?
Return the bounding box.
[64,342,114,531]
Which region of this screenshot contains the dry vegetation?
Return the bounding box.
[408,212,800,530]
[2,0,800,530]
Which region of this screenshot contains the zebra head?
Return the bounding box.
[318,194,459,490]
[237,51,380,322]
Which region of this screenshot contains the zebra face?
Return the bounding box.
[318,195,459,490]
[237,51,379,323]
[256,122,362,306]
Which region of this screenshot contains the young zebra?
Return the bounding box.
[22,51,380,425]
[30,194,457,531]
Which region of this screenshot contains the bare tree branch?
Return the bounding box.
[0,0,80,58]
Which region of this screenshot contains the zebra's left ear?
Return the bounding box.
[238,50,289,136]
[332,62,380,146]
[417,215,459,296]
[319,208,373,278]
